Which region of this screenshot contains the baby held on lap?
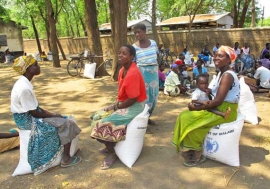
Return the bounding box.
[190,74,231,119]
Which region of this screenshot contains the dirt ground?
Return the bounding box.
[0,61,270,189]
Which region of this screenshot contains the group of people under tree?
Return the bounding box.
[2,22,267,174]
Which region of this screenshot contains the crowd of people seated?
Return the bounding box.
[158,41,270,94]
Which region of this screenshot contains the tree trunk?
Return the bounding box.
[46,0,60,67]
[238,0,252,28]
[56,37,66,60]
[251,0,255,27]
[185,0,203,45]
[109,0,128,81]
[30,15,42,55]
[84,0,108,76]
[151,0,159,45]
[232,0,238,27]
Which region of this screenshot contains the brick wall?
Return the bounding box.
[23,27,270,58]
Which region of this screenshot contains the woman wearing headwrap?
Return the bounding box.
[164,63,187,96]
[11,55,82,175]
[172,46,240,166]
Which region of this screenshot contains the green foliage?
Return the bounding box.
[1,0,266,39]
[258,17,270,26]
[128,0,150,20]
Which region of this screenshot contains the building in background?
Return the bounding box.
[0,18,27,58]
[99,18,152,35]
[157,12,233,31]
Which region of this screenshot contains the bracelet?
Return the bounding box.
[114,104,118,111]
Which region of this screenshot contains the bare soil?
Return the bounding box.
[0,61,269,189]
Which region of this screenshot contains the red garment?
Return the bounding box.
[118,62,146,102]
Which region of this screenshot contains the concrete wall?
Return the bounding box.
[0,19,24,54]
[23,27,270,58]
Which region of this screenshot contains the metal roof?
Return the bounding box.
[156,12,232,26]
[99,18,151,31]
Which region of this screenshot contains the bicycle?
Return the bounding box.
[157,48,178,68]
[157,49,170,68]
[163,48,178,64]
[67,52,113,77]
[67,52,89,77]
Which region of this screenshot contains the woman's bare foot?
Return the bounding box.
[180,150,194,161]
[223,107,231,119]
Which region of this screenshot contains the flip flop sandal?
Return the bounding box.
[100,153,118,170]
[183,155,206,167]
[61,156,82,168]
[99,148,109,155]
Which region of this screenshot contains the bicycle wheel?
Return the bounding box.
[104,59,112,70]
[67,59,79,76]
[77,60,86,77]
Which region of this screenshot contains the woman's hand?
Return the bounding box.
[188,102,196,110]
[103,104,115,112]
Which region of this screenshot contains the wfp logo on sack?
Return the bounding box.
[204,139,219,153]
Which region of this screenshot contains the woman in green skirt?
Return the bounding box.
[172,46,240,166]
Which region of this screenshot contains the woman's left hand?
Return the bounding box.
[103,105,115,112]
[188,102,196,110]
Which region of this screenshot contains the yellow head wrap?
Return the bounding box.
[218,45,237,63]
[12,55,37,75]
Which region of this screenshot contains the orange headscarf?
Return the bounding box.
[218,45,237,63]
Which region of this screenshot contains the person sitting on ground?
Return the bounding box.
[90,45,147,170]
[261,43,270,59]
[242,42,250,55]
[40,51,48,61]
[11,55,82,175]
[192,59,208,80]
[0,129,20,153]
[4,47,14,63]
[198,44,213,66]
[233,42,241,57]
[180,65,191,86]
[182,48,190,56]
[158,63,166,90]
[234,55,244,73]
[191,74,231,119]
[190,58,196,69]
[240,49,254,70]
[260,52,270,69]
[166,59,183,77]
[253,61,270,89]
[164,63,187,96]
[213,43,220,55]
[172,45,239,167]
[178,55,186,65]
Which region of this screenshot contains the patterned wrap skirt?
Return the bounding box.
[13,110,63,176]
[138,65,159,116]
[90,102,144,143]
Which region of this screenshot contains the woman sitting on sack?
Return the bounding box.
[172,46,240,167]
[90,45,146,170]
[11,55,82,175]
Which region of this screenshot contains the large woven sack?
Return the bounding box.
[203,113,245,166]
[114,105,150,168]
[238,77,258,125]
[12,117,80,176]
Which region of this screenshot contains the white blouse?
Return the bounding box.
[10,76,38,113]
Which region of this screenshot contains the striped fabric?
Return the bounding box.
[133,40,158,66]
